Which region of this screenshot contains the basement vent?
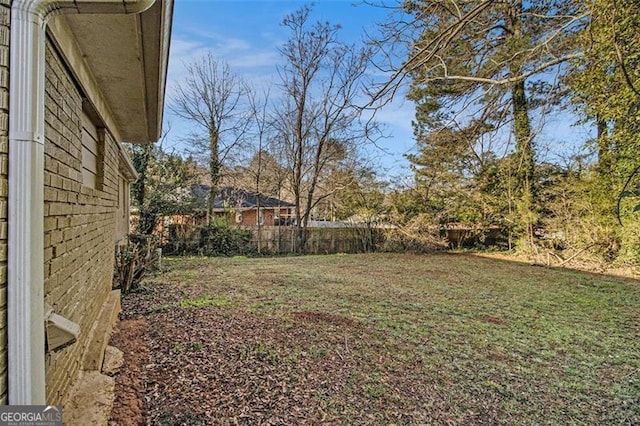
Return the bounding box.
[45,305,81,352]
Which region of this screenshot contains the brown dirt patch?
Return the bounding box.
[108,284,453,425]
[108,318,148,426]
[478,315,506,325]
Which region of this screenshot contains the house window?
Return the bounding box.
[81,110,103,189]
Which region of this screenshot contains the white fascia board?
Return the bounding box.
[149,0,173,141]
[118,144,139,182]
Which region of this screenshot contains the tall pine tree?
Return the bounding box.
[384,0,587,248]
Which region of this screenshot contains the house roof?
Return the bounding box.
[52,0,173,144]
[192,186,295,210]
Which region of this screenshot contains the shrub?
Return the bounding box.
[199,225,257,256]
[383,214,449,253]
[164,224,256,257]
[113,234,160,293]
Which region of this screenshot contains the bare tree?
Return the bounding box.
[170,53,252,223]
[273,5,382,252]
[247,87,276,252]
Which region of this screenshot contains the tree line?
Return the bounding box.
[131,1,640,265]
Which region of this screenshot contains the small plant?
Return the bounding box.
[255,342,280,365]
[239,342,280,365]
[309,346,327,358]
[363,374,386,398]
[146,303,172,314]
[364,383,386,399]
[113,234,160,293]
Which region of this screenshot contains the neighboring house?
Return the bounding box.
[213,187,296,227]
[4,0,173,406]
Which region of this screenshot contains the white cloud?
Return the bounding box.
[228,51,281,71]
[166,38,210,92]
[166,32,281,95]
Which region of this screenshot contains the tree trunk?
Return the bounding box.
[512,78,534,196]
[512,76,536,248]
[596,115,611,176]
[293,185,305,253]
[508,0,536,248]
[208,129,220,225]
[255,150,262,254]
[294,218,305,254]
[133,145,153,234]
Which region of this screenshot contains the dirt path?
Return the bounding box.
[109,318,148,426]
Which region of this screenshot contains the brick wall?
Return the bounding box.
[0,0,9,406]
[240,208,291,227]
[43,40,121,404]
[214,208,292,227]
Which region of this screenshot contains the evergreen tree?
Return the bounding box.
[376,0,587,248]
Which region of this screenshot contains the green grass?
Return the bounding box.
[179,295,230,308]
[155,252,640,424]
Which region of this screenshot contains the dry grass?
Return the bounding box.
[114,252,640,425]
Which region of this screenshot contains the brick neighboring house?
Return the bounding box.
[212,187,296,227]
[3,0,173,406]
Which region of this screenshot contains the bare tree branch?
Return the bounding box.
[169,53,252,222]
[272,5,383,251]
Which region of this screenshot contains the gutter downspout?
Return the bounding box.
[9,0,157,405]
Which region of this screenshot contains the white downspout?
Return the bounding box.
[8,0,157,405]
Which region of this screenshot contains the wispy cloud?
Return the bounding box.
[167,32,280,94]
[229,51,281,71]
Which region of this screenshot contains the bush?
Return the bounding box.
[113,234,160,293]
[164,223,201,254]
[383,215,449,253]
[199,225,257,256]
[164,224,256,257]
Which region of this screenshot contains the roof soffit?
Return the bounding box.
[55,0,172,143]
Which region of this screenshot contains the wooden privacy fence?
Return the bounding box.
[162,224,388,255]
[251,226,388,255]
[160,222,504,256]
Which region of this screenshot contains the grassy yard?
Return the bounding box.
[114,252,640,425]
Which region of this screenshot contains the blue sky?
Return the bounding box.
[164,0,592,184]
[164,0,416,181]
